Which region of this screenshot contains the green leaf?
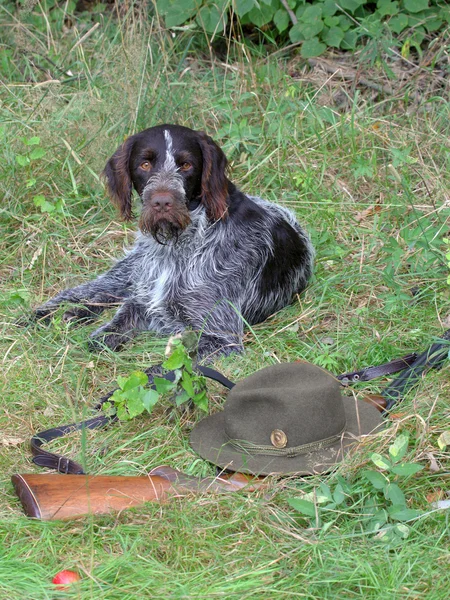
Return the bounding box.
[121,370,148,391]
[163,346,186,370]
[437,430,450,450]
[197,1,228,34]
[26,178,37,188]
[324,15,339,27]
[385,483,406,506]
[153,376,176,394]
[323,26,344,47]
[390,463,424,476]
[16,155,30,166]
[319,482,333,502]
[322,0,338,16]
[377,0,399,16]
[274,8,290,32]
[287,497,317,517]
[33,195,55,213]
[126,390,146,418]
[141,389,159,413]
[388,434,409,463]
[181,371,195,397]
[192,390,208,411]
[301,5,323,23]
[29,147,46,160]
[370,453,392,471]
[296,20,324,40]
[289,23,306,43]
[339,0,362,13]
[340,28,358,49]
[25,136,41,146]
[300,38,327,58]
[175,389,191,406]
[388,506,421,521]
[235,0,256,16]
[248,3,275,27]
[333,484,346,505]
[362,469,388,490]
[404,0,429,13]
[389,13,409,33]
[157,0,198,27]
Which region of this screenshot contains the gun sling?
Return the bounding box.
[30,329,449,475]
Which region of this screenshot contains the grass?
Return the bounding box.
[1,4,450,599]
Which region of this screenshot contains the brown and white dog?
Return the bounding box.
[35,124,314,359]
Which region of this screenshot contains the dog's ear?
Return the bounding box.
[197,132,229,221]
[102,137,135,220]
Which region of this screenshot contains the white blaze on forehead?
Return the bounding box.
[163,130,176,171]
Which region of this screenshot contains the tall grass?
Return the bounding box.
[1,5,449,599]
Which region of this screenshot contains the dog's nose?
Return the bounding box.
[150,193,173,212]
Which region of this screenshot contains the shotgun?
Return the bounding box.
[11,465,264,521]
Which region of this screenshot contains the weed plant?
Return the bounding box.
[0,5,449,599]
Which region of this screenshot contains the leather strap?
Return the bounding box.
[28,349,433,474]
[31,364,234,474]
[336,353,418,384]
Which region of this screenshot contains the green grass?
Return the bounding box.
[1,5,450,599]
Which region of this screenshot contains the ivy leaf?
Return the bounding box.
[300,38,327,58]
[287,497,317,517]
[404,0,429,12]
[388,434,409,463]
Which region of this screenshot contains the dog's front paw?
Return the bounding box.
[62,305,100,325]
[88,327,133,352]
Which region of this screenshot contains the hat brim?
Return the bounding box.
[190,396,384,476]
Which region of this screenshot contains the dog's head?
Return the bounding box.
[102,124,229,243]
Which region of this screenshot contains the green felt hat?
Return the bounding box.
[190,362,384,475]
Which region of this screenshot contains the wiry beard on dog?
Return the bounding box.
[139,207,192,245]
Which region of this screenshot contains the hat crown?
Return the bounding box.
[224,363,346,450]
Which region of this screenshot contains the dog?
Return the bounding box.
[34,124,314,360]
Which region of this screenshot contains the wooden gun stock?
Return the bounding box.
[11,466,264,521]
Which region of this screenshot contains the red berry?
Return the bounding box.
[52,570,81,589]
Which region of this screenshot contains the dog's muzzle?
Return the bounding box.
[140,171,191,244]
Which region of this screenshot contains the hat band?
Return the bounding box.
[225,425,346,458]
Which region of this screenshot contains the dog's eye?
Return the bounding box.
[140,161,152,171]
[179,162,192,171]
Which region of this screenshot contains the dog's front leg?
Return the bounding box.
[88,299,149,351]
[33,252,139,324]
[189,300,245,361]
